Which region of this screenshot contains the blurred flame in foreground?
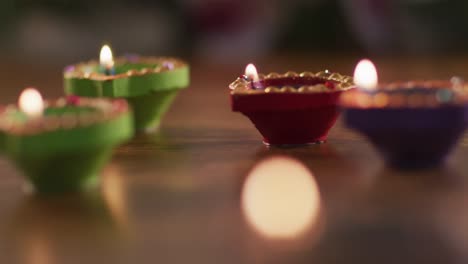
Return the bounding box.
[241,156,321,239]
[18,88,44,117]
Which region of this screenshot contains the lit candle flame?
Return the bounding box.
[245,63,259,82]
[354,59,378,91]
[100,44,114,70]
[241,156,321,239]
[18,88,44,117]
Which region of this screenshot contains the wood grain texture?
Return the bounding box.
[0,55,467,263]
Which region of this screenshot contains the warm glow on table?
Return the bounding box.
[241,156,321,239]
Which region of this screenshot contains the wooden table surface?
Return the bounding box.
[1,55,468,263]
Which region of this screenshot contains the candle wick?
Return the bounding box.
[243,74,257,90]
[251,80,257,90]
[245,76,258,89]
[103,65,115,76]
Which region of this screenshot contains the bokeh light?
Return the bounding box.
[241,156,321,239]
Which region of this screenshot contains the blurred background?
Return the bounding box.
[1,0,468,65]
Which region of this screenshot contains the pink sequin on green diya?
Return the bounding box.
[64,45,190,133]
[0,88,134,193]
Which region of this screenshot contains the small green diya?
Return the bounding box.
[64,50,190,133]
[0,91,133,193]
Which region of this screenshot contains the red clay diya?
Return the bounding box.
[341,59,468,169]
[230,64,354,146]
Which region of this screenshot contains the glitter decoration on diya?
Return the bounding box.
[341,59,468,169]
[230,64,355,146]
[0,88,133,193]
[64,44,190,133]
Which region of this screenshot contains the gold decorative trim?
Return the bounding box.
[229,71,354,95]
[340,80,468,109]
[0,98,130,135]
[64,57,187,80]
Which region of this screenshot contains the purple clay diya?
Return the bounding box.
[230,64,355,146]
[341,59,468,169]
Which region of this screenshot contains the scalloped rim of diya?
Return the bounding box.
[64,57,187,81]
[64,56,190,97]
[230,71,355,95]
[229,70,354,145]
[340,80,468,109]
[0,96,133,154]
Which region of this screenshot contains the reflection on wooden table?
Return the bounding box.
[0,55,468,263]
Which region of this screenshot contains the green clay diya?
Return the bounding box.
[0,88,134,193]
[63,45,190,133]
